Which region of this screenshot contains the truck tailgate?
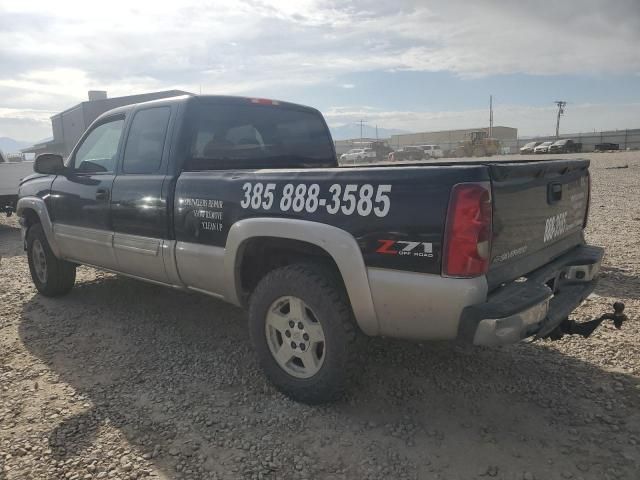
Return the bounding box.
[488,159,590,289]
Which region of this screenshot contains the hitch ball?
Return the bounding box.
[611,301,626,329]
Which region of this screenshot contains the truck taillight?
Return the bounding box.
[443,182,493,278]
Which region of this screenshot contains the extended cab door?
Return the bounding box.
[110,106,173,283]
[51,115,125,269]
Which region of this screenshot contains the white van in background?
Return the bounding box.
[419,145,444,159]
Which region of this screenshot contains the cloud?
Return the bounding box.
[0,108,54,141]
[2,1,638,87]
[341,84,355,89]
[0,0,638,139]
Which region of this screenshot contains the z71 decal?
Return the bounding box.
[376,240,434,257]
[240,182,392,217]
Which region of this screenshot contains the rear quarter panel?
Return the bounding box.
[174,165,489,274]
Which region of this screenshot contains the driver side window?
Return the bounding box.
[74,118,125,173]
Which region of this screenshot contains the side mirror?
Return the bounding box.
[34,153,66,175]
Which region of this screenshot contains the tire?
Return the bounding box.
[27,223,76,297]
[248,263,358,404]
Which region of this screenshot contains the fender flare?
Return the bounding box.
[16,196,60,257]
[224,217,380,336]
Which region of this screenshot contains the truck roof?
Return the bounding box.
[93,94,320,124]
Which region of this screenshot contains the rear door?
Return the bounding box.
[110,105,173,282]
[51,115,125,269]
[488,159,590,288]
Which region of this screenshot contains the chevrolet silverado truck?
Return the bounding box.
[17,95,603,403]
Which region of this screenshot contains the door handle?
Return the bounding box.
[96,188,110,201]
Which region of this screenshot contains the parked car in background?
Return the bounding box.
[388,146,426,162]
[549,139,582,154]
[340,148,375,162]
[520,141,541,154]
[534,141,554,154]
[594,142,620,151]
[419,145,444,159]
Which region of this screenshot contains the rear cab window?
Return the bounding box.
[181,98,336,170]
[122,107,171,174]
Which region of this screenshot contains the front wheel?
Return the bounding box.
[27,223,76,297]
[248,264,357,403]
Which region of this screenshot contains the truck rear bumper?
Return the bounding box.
[458,244,603,346]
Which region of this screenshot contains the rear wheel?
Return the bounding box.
[248,264,357,403]
[27,223,76,297]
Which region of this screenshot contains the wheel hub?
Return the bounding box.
[32,239,48,284]
[265,296,326,379]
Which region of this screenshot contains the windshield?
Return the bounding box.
[183,102,335,170]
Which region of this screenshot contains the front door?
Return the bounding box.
[51,116,126,269]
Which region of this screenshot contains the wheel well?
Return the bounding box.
[18,208,40,248]
[21,208,40,233]
[237,237,346,305]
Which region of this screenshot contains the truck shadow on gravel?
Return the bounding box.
[19,272,639,480]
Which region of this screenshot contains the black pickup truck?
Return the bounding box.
[17,95,603,403]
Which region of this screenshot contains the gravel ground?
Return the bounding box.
[1,152,639,480]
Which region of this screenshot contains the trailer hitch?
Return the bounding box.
[546,302,627,340]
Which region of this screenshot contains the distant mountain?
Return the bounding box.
[0,137,32,154]
[329,125,410,141]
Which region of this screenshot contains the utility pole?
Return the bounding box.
[554,101,566,139]
[358,119,365,144]
[489,95,493,138]
[376,124,379,141]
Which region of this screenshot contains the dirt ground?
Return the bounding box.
[1,152,639,480]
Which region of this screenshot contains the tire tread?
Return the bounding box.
[27,223,76,297]
[249,263,359,403]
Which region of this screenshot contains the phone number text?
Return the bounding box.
[240,182,392,217]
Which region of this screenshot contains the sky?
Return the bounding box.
[1,0,639,142]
